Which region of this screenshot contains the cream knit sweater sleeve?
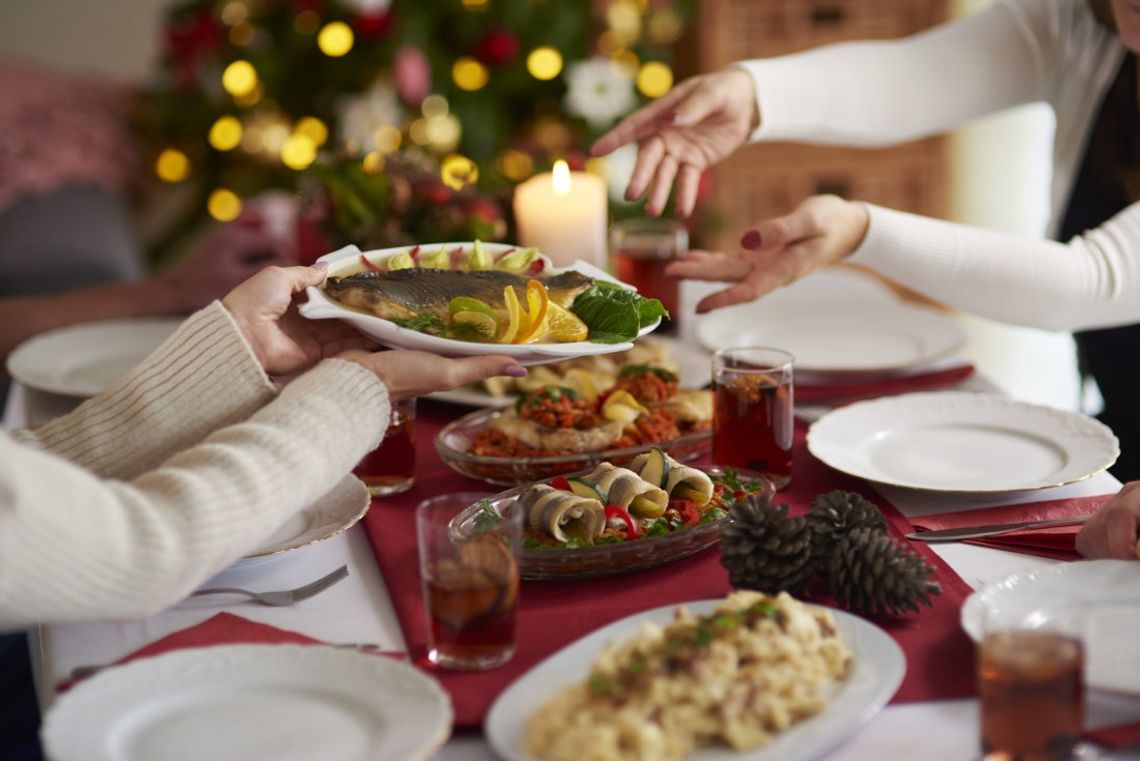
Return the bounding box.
[1,306,389,627]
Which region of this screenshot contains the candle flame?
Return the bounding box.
[552,160,571,195]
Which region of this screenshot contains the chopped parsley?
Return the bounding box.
[471,499,501,534]
[390,312,447,335]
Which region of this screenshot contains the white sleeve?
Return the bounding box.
[734,0,1054,146]
[849,201,1140,332]
[0,359,389,627]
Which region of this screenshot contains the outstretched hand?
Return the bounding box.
[1076,482,1140,560]
[222,264,374,377]
[337,349,527,401]
[666,195,870,313]
[590,68,757,217]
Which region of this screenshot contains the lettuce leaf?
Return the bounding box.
[570,281,669,344]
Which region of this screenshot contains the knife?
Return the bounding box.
[905,516,1090,543]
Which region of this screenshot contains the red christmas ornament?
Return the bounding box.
[414,178,454,206]
[395,46,431,103]
[461,195,503,224]
[294,0,323,12]
[164,8,222,90]
[354,10,393,38]
[476,28,520,66]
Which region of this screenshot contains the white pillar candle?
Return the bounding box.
[512,160,608,270]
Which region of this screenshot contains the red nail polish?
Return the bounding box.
[740,230,762,250]
[659,112,680,124]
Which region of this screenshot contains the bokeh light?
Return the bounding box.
[636,61,673,98]
[317,21,354,57]
[221,60,258,97]
[220,1,248,26]
[526,47,563,81]
[612,49,640,77]
[229,22,255,46]
[280,134,317,170]
[441,154,479,190]
[362,151,385,174]
[409,118,430,145]
[421,94,449,118]
[208,115,243,151]
[207,188,243,221]
[452,57,489,91]
[426,114,462,152]
[461,0,488,8]
[496,149,534,181]
[373,125,402,154]
[294,10,320,34]
[294,116,329,147]
[155,148,190,183]
[261,121,290,154]
[233,83,263,107]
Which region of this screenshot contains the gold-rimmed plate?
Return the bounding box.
[238,475,370,564]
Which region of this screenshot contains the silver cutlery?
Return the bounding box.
[906,517,1090,543]
[190,564,349,606]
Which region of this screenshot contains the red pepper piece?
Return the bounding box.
[670,498,701,527]
[551,475,571,491]
[359,254,381,272]
[605,505,638,540]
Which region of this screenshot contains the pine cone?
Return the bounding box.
[829,527,942,617]
[808,490,888,564]
[720,493,814,595]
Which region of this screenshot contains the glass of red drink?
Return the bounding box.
[610,218,688,333]
[712,347,794,489]
[416,491,521,670]
[353,398,416,497]
[979,605,1087,761]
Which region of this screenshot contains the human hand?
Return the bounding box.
[337,349,527,401]
[667,195,870,313]
[157,224,296,313]
[223,265,375,377]
[590,68,757,217]
[1075,483,1140,560]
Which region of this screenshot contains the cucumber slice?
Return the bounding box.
[566,477,605,503]
[495,247,540,273]
[640,447,669,490]
[419,244,450,270]
[466,239,492,271]
[629,495,665,519]
[386,252,414,270]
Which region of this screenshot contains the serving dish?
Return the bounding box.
[436,405,712,486]
[451,465,771,579]
[299,243,661,365]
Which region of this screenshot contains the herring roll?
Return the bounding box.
[584,462,668,518]
[517,483,605,544]
[630,448,715,505]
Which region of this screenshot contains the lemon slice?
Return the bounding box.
[543,303,588,343]
[602,390,649,424]
[448,296,496,318]
[501,285,526,343]
[451,310,498,341]
[561,368,599,402]
[514,280,550,344]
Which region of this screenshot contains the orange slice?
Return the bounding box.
[514,280,550,343]
[543,302,588,343]
[500,285,526,343]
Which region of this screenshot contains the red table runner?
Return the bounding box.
[363,404,976,728]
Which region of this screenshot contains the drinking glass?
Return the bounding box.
[416,492,522,670]
[712,347,795,489]
[978,604,1087,761]
[353,397,416,497]
[610,217,688,333]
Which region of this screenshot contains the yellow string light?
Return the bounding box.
[294,116,329,147]
[207,189,243,221]
[294,10,320,34]
[317,21,354,57]
[208,116,243,151]
[221,60,258,97]
[495,149,534,182]
[612,49,640,77]
[362,151,385,174]
[421,94,449,118]
[229,22,255,46]
[232,83,263,107]
[409,118,430,145]
[636,61,673,98]
[154,148,190,183]
[526,47,563,81]
[281,134,317,170]
[426,114,462,152]
[220,1,248,26]
[452,56,488,91]
[440,154,478,190]
[372,125,402,154]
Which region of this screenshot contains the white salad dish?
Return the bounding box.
[42,644,453,761]
[237,475,371,564]
[299,243,661,366]
[485,599,905,761]
[807,392,1119,494]
[961,560,1140,694]
[7,318,181,397]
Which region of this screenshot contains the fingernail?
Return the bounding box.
[740,230,762,250]
[312,261,329,270]
[504,365,527,378]
[660,111,680,124]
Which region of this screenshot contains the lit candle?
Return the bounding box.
[512,160,607,269]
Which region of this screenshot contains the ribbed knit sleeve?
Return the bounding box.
[12,302,277,480]
[849,201,1140,332]
[0,358,388,627]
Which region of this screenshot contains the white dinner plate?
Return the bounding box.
[6,318,181,397]
[961,561,1140,694]
[426,335,712,407]
[694,290,964,377]
[238,475,371,564]
[42,644,452,761]
[485,600,905,761]
[807,392,1119,494]
[299,244,659,366]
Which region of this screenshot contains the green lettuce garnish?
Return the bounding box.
[570,282,669,344]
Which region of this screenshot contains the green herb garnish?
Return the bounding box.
[472,499,500,533]
[700,507,729,524]
[570,282,669,344]
[390,312,447,335]
[618,364,678,382]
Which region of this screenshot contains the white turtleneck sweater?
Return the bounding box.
[1,302,389,627]
[738,0,1140,332]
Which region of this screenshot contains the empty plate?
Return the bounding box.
[807,392,1119,494]
[238,475,371,564]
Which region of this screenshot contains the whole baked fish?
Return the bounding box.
[324,269,594,321]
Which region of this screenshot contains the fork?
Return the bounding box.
[191,565,350,606]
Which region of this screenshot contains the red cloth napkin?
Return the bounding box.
[909,495,1111,561]
[797,363,975,403]
[1085,721,1140,749]
[363,409,977,728]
